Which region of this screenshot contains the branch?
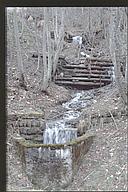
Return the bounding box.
[108,110,118,130]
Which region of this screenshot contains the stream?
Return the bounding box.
[43,90,94,159]
[43,89,95,145]
[26,88,99,189]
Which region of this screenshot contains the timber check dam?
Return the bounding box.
[55,56,114,89]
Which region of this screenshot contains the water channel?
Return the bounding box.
[24,89,98,189]
[43,90,95,145]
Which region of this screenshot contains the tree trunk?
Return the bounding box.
[52,8,65,76]
[109,8,127,105]
[13,8,27,90]
[47,9,52,82]
[41,7,48,91]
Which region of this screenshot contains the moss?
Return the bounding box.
[17,112,44,118]
[8,112,45,121]
[13,133,95,149]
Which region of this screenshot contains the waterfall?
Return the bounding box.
[43,92,86,146]
[43,89,95,148]
[43,121,77,145]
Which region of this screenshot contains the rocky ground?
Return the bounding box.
[7,29,127,191]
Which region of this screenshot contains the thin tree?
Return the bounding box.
[109,7,127,105]
[13,8,27,90]
[41,7,49,91]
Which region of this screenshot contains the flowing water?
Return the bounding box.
[43,90,95,159]
[26,90,96,189]
[43,92,85,145]
[43,90,95,145]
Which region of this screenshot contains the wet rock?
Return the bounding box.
[65,119,79,127]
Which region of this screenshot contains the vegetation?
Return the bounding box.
[7,7,127,104]
[7,7,127,191]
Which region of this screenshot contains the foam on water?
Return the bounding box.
[43,90,94,147]
[62,92,83,110]
[43,92,84,145]
[41,89,95,185]
[43,123,77,144]
[63,110,81,120]
[43,91,86,160]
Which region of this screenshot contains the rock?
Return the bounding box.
[19,121,46,135]
[77,119,89,136]
[20,134,43,142]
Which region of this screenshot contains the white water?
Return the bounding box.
[43,90,96,148]
[43,122,77,144]
[62,92,83,110]
[43,92,85,145]
[39,90,95,186]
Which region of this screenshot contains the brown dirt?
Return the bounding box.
[7,28,127,191]
[7,82,127,191]
[7,82,72,191]
[66,83,127,191]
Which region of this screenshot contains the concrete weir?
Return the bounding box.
[14,132,94,190]
[13,92,95,190]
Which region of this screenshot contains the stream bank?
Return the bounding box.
[7,81,127,191]
[7,26,127,191]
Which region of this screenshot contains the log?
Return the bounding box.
[62,64,112,71]
[79,61,114,67]
[55,81,105,86]
[87,57,112,63]
[62,68,109,74]
[55,77,112,83]
[71,73,111,79]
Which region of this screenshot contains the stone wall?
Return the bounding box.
[13,133,94,190]
[7,111,46,142]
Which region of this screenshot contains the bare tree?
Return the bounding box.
[52,7,65,76]
[41,7,49,91]
[47,19,52,81]
[109,7,127,105]
[13,8,27,90]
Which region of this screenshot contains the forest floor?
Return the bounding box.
[7,82,127,191]
[7,82,72,191]
[66,82,127,191]
[7,29,127,191]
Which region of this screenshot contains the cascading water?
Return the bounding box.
[43,90,94,146]
[42,91,86,167]
[43,120,77,144]
[42,92,87,188]
[43,92,85,146]
[24,90,95,189]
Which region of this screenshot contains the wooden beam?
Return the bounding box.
[87,57,112,63]
[63,68,108,74]
[55,77,112,83]
[55,81,105,86]
[62,65,112,71]
[79,62,114,67]
[70,73,111,79]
